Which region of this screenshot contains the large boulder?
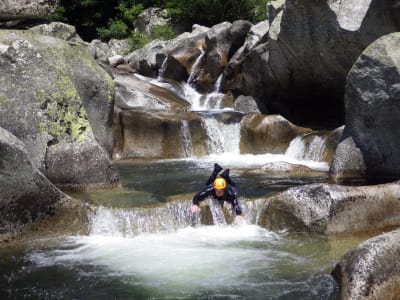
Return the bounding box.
[0,127,86,240]
[0,30,119,188]
[345,32,400,182]
[259,181,400,235]
[0,0,59,20]
[240,114,312,154]
[225,0,400,127]
[29,22,82,42]
[332,229,400,299]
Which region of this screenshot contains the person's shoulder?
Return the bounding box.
[226,184,238,196]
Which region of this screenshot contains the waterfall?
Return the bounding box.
[209,198,227,226]
[306,135,327,161]
[285,136,306,160]
[285,134,327,162]
[157,56,168,79]
[201,116,241,154]
[213,74,223,93]
[88,200,194,237]
[87,198,261,237]
[181,120,193,157]
[187,48,206,84]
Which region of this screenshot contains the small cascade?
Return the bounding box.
[213,74,223,93]
[285,134,328,162]
[157,56,169,80]
[285,136,306,160]
[87,197,266,237]
[181,120,193,157]
[209,198,227,226]
[88,200,194,237]
[187,48,206,84]
[305,135,327,161]
[201,116,241,154]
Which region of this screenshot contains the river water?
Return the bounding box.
[0,72,364,299]
[0,157,368,299]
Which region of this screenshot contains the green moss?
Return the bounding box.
[0,94,7,104]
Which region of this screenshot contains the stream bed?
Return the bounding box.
[0,158,368,299]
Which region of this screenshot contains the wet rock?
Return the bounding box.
[332,228,400,299]
[114,110,207,159]
[330,129,367,184]
[259,181,400,235]
[127,39,168,77]
[259,161,316,176]
[0,30,119,188]
[0,0,59,20]
[240,114,312,154]
[234,95,261,114]
[345,32,400,182]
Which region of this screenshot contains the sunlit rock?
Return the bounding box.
[113,110,206,159]
[260,181,400,235]
[29,22,82,42]
[0,0,59,20]
[240,114,312,154]
[0,30,119,188]
[134,8,170,35]
[259,161,316,176]
[332,228,400,299]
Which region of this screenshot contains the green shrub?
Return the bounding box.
[97,19,130,40]
[151,25,176,40]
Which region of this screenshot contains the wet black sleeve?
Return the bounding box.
[192,185,214,206]
[227,186,242,215]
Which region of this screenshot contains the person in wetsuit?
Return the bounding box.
[191,163,243,221]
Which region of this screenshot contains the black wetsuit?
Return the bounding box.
[192,184,242,215]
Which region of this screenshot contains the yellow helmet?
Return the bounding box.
[213,177,227,189]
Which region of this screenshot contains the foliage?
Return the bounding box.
[51,0,270,42]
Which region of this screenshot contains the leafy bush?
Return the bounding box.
[97,19,129,40]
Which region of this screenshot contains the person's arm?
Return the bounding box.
[192,185,213,212]
[227,186,243,220]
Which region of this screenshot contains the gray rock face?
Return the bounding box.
[134,8,170,35]
[0,127,67,237]
[29,22,82,42]
[0,30,119,188]
[260,181,400,235]
[0,0,59,20]
[234,95,261,114]
[332,229,400,299]
[345,32,400,181]
[228,0,400,126]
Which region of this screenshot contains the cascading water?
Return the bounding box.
[180,119,193,157]
[201,116,241,154]
[286,134,328,162]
